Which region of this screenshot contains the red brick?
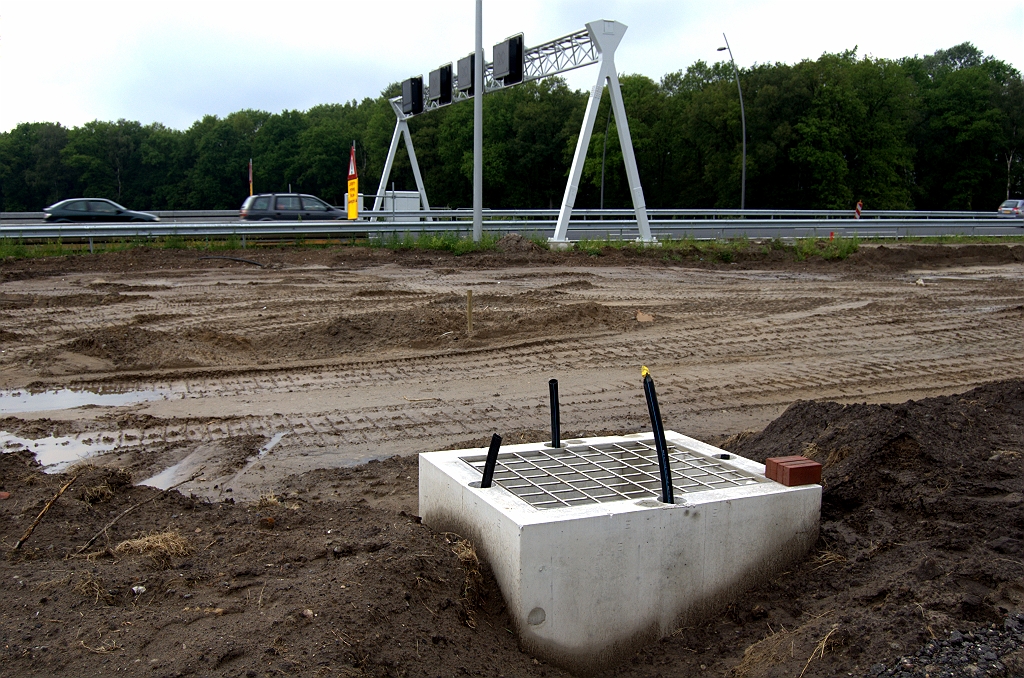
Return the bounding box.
[777,459,822,486]
[764,456,808,481]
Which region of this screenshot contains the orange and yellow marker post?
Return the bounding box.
[347,144,358,220]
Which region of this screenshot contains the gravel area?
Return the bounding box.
[870,614,1024,677]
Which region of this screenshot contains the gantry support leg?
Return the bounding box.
[371,100,431,221]
[551,20,652,245]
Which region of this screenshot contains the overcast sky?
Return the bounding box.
[1,0,1022,133]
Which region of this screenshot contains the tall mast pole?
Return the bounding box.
[473,0,483,241]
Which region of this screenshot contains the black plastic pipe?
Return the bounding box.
[480,433,503,488]
[549,379,561,448]
[642,371,674,504]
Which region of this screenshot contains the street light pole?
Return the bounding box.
[473,0,483,242]
[718,34,746,210]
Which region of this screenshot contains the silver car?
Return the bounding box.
[996,199,1024,219]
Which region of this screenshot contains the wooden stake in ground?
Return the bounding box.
[467,289,473,336]
[13,474,79,550]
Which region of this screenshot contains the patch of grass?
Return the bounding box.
[160,235,187,250]
[791,236,860,261]
[822,235,860,260]
[0,230,1017,262]
[34,573,73,593]
[658,235,753,261]
[114,531,192,558]
[446,533,484,627]
[73,572,114,604]
[36,239,69,257]
[0,238,29,258]
[81,484,115,504]
[730,628,792,678]
[525,232,551,250]
[217,233,243,250]
[372,230,501,255]
[793,237,821,261]
[101,238,139,253]
[573,237,611,256]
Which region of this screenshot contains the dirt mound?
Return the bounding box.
[63,326,251,369]
[0,454,547,678]
[46,298,639,369]
[729,379,1024,526]
[496,233,546,253]
[846,243,1024,271]
[545,280,597,290]
[270,300,638,355]
[0,292,137,309]
[695,380,1024,672]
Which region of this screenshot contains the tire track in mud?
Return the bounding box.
[2,262,1023,480]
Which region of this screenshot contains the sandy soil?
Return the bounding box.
[1,239,1023,677]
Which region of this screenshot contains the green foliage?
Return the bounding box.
[525,232,551,250]
[573,238,609,256]
[371,230,501,255]
[160,235,186,250]
[0,238,28,258]
[791,236,860,261]
[0,44,1019,214]
[36,239,69,257]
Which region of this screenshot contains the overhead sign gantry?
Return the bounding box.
[374,20,653,244]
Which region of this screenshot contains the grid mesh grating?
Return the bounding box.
[462,438,762,509]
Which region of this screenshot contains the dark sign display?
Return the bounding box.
[493,35,524,84]
[428,64,452,104]
[457,55,475,95]
[401,77,423,115]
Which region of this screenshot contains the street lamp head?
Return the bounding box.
[717,47,728,52]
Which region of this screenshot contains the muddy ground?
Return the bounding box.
[1,239,1023,677]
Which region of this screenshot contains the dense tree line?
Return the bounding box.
[0,43,1020,213]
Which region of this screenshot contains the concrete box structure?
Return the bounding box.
[419,431,821,673]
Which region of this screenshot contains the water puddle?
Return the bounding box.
[139,458,195,490]
[3,418,290,484]
[0,388,169,414]
[138,431,289,490]
[257,432,287,458]
[1,430,143,473]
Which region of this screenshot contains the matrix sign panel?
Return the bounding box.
[428,64,452,104]
[401,77,423,115]
[457,55,475,94]
[492,35,524,85]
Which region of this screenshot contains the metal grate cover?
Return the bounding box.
[463,438,762,509]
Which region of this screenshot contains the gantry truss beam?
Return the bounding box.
[374,20,652,243]
[403,28,598,117]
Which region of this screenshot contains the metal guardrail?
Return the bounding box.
[1,216,1020,242]
[0,207,1014,225]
